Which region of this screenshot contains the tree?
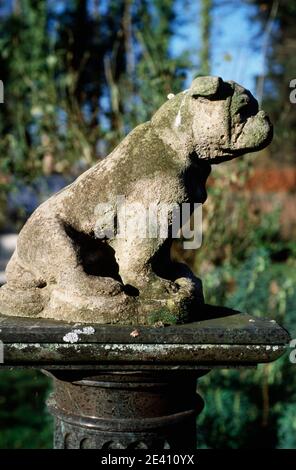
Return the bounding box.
[250,0,296,163]
[199,0,212,75]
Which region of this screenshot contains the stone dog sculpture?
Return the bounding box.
[0,76,272,324]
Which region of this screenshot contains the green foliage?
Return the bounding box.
[278,403,296,449]
[192,159,296,448]
[0,370,53,448]
[0,0,104,184]
[0,0,190,193]
[197,243,296,448]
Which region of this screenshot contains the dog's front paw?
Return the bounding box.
[138,274,204,325]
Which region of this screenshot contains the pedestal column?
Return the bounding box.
[46,370,206,450]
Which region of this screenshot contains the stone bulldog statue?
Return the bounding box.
[0,76,272,324]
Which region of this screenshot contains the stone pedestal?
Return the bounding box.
[47,370,206,449]
[0,307,290,449]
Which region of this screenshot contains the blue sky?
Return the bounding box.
[88,0,266,94]
[0,0,267,96]
[172,0,264,95]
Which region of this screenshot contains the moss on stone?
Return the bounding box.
[147,308,179,326]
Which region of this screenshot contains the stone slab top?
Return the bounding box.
[0,306,290,371]
[0,307,290,345]
[0,308,290,370]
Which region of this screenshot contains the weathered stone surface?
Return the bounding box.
[0,310,289,368]
[0,308,289,345]
[0,76,272,324]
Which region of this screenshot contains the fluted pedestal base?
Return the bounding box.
[46,370,206,450]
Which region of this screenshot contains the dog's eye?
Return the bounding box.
[239,96,250,106]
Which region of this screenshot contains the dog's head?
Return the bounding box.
[152,76,273,162]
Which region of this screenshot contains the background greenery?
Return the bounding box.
[0,0,295,448]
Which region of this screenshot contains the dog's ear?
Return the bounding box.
[189,76,222,98]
